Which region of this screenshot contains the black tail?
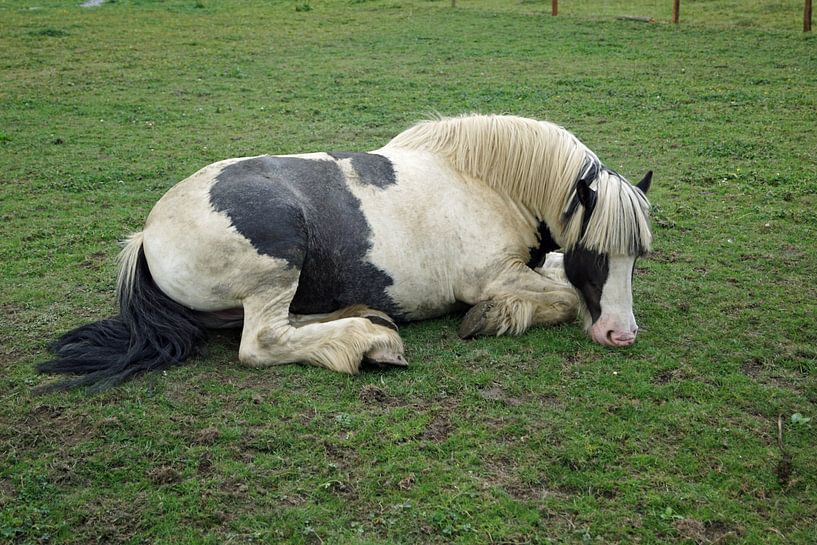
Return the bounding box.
[36,238,208,393]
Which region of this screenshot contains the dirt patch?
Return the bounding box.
[0,478,17,506]
[563,351,585,366]
[197,451,214,475]
[397,473,415,490]
[534,393,563,409]
[219,477,250,500]
[674,519,707,543]
[277,492,307,507]
[0,347,24,368]
[780,243,804,262]
[0,302,28,331]
[148,465,181,485]
[481,456,570,501]
[741,358,764,378]
[322,479,356,499]
[650,249,684,263]
[76,492,146,544]
[48,456,89,486]
[704,521,741,542]
[359,384,398,405]
[80,250,108,270]
[478,384,523,406]
[20,404,93,450]
[322,440,359,468]
[674,518,741,544]
[739,355,807,394]
[653,367,690,384]
[421,413,454,441]
[462,348,493,368]
[481,415,512,430]
[196,426,219,445]
[299,407,318,425]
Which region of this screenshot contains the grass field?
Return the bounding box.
[1,0,816,543]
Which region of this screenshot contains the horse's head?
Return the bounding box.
[563,170,652,347]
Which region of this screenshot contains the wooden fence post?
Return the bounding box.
[552,0,557,16]
[806,0,813,32]
[672,0,680,24]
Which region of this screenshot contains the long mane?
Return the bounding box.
[386,114,651,255]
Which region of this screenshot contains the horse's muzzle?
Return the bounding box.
[591,322,638,347]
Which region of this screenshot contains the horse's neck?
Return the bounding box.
[457,121,586,245]
[387,115,587,246]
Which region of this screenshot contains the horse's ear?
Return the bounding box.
[576,178,597,211]
[636,171,653,194]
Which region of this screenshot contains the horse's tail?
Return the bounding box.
[35,232,208,393]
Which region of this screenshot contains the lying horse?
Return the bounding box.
[38,114,652,391]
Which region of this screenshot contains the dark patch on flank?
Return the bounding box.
[527,221,559,269]
[328,152,396,188]
[210,156,402,318]
[564,245,608,323]
[210,157,310,266]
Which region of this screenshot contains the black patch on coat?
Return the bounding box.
[527,221,560,269]
[328,152,396,188]
[210,156,402,319]
[210,158,309,266]
[563,245,609,323]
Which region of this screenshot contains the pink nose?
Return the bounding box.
[591,324,638,346]
[607,331,637,346]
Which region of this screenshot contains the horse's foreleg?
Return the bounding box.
[458,261,579,339]
[239,290,405,374]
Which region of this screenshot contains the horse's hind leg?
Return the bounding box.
[290,305,399,333]
[290,305,404,368]
[238,286,405,374]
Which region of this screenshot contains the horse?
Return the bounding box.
[36,114,652,392]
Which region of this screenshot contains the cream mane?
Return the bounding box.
[386,114,651,255]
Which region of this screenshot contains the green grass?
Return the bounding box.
[1,1,816,543]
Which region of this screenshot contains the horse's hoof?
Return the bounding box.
[363,349,408,368]
[458,301,494,339]
[361,311,399,332]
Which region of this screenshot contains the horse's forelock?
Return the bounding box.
[564,170,652,256]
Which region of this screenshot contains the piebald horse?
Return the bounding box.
[38,114,652,391]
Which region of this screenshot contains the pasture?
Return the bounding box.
[1,0,815,543]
